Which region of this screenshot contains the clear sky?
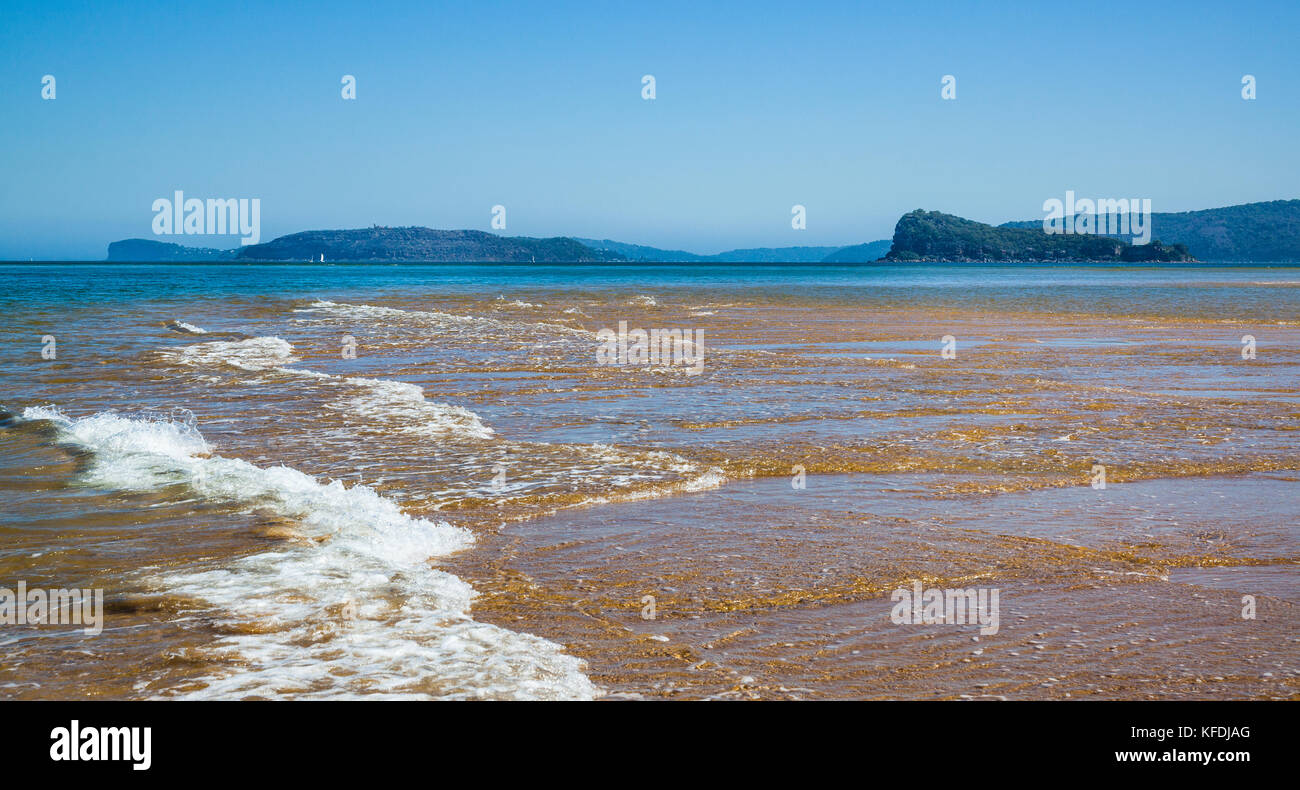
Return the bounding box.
[1,0,1297,259]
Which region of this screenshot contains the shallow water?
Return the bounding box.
[0,262,1296,699]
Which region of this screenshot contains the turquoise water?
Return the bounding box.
[5,261,1300,300]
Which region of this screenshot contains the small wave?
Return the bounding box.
[165,336,298,371]
[162,334,497,441]
[343,377,495,439]
[167,321,208,335]
[569,443,727,501]
[300,299,590,336]
[19,406,598,700]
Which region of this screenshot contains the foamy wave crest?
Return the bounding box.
[166,336,298,371]
[167,321,208,334]
[302,299,482,326]
[20,406,598,700]
[580,443,727,501]
[343,377,495,439]
[300,299,590,336]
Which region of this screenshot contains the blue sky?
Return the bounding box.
[1,0,1297,258]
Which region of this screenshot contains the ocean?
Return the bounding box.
[1,262,1296,699]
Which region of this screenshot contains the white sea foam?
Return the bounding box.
[301,299,590,336]
[579,443,726,497]
[20,406,598,700]
[301,299,485,327]
[343,377,495,439]
[496,295,541,309]
[163,333,497,441]
[166,336,298,371]
[168,321,208,334]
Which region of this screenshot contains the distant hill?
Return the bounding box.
[885,210,1194,262]
[821,240,893,263]
[999,200,1300,261]
[109,200,1295,264]
[233,227,625,262]
[108,231,869,264]
[574,238,706,262]
[106,239,237,261]
[710,246,844,263]
[576,238,855,263]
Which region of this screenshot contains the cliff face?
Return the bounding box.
[235,227,626,262]
[106,238,237,261]
[884,210,1194,262]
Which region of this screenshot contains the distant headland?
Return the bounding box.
[884,210,1194,263]
[103,199,1300,263]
